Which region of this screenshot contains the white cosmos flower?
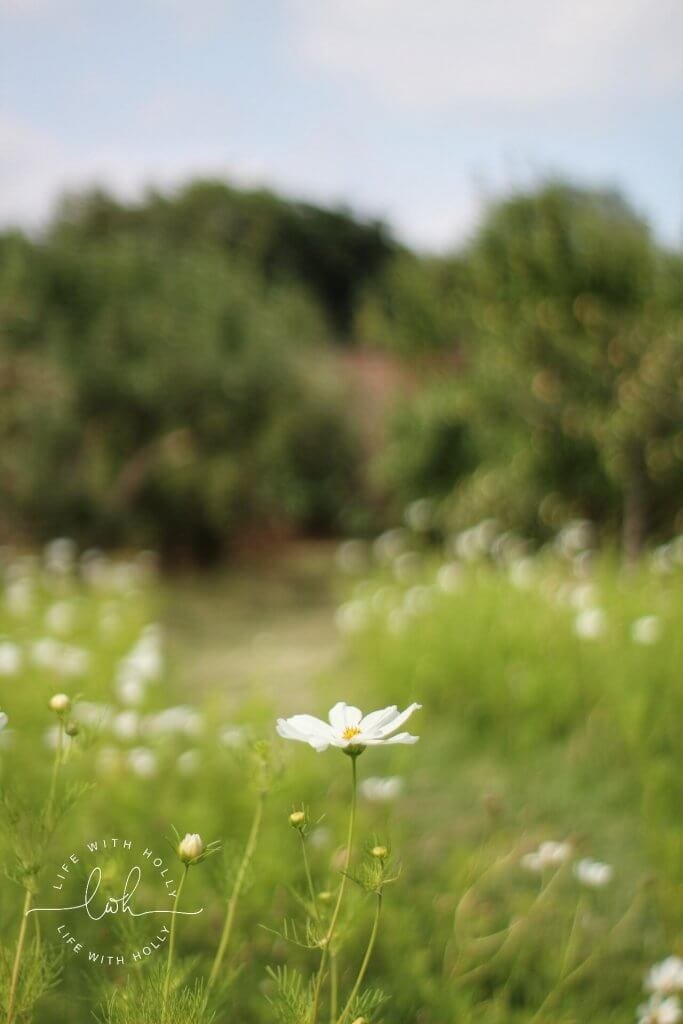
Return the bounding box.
[277,701,422,753]
[360,776,404,802]
[637,995,682,1024]
[574,857,613,888]
[0,642,22,676]
[574,607,606,640]
[631,616,661,645]
[521,840,572,873]
[646,958,683,996]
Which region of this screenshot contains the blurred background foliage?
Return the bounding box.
[1,179,681,560]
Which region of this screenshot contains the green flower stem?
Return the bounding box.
[206,788,266,997]
[6,719,67,1024]
[299,832,319,923]
[328,947,339,1024]
[310,754,358,1024]
[336,891,382,1024]
[162,863,188,1016]
[45,719,64,831]
[5,889,32,1024]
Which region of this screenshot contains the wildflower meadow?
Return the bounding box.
[0,521,681,1023]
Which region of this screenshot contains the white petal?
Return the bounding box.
[364,731,419,745]
[359,706,398,733]
[276,717,333,751]
[328,702,363,732]
[285,714,334,738]
[374,702,422,738]
[0,712,7,731]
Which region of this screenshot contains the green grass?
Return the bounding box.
[0,539,681,1023]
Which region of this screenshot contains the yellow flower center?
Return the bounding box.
[342,726,361,741]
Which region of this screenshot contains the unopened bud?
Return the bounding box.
[318,890,332,903]
[64,721,79,737]
[371,845,388,860]
[49,693,71,714]
[289,810,306,829]
[177,833,204,864]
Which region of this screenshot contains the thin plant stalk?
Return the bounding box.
[299,833,319,923]
[336,891,382,1024]
[328,947,339,1024]
[206,788,266,998]
[310,754,358,1024]
[45,719,64,831]
[6,720,64,1024]
[5,889,32,1024]
[162,864,189,1015]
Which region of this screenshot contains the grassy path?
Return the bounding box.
[163,542,342,713]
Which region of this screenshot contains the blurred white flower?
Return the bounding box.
[177,750,200,775]
[403,585,434,616]
[0,641,22,676]
[568,583,596,610]
[335,600,368,635]
[651,544,676,576]
[556,519,594,557]
[219,725,246,748]
[277,701,421,752]
[116,674,146,707]
[59,645,90,678]
[335,540,369,575]
[631,616,661,646]
[145,706,203,738]
[574,858,613,888]
[5,578,33,617]
[73,701,113,729]
[45,601,75,635]
[308,826,332,849]
[43,725,74,751]
[646,958,683,996]
[508,558,535,590]
[360,776,404,802]
[455,528,483,563]
[0,711,8,730]
[44,537,77,574]
[96,745,122,775]
[574,608,606,640]
[637,995,682,1024]
[373,528,408,565]
[128,746,157,778]
[32,637,60,669]
[393,551,422,583]
[404,498,434,533]
[437,562,462,594]
[113,710,140,742]
[521,841,572,873]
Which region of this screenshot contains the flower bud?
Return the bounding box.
[289,810,306,829]
[318,890,332,903]
[177,832,204,863]
[49,693,71,714]
[64,721,80,737]
[351,1018,369,1024]
[371,845,388,860]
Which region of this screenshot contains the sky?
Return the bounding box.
[1,0,682,251]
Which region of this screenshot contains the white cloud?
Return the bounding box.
[0,113,269,230]
[288,0,683,109]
